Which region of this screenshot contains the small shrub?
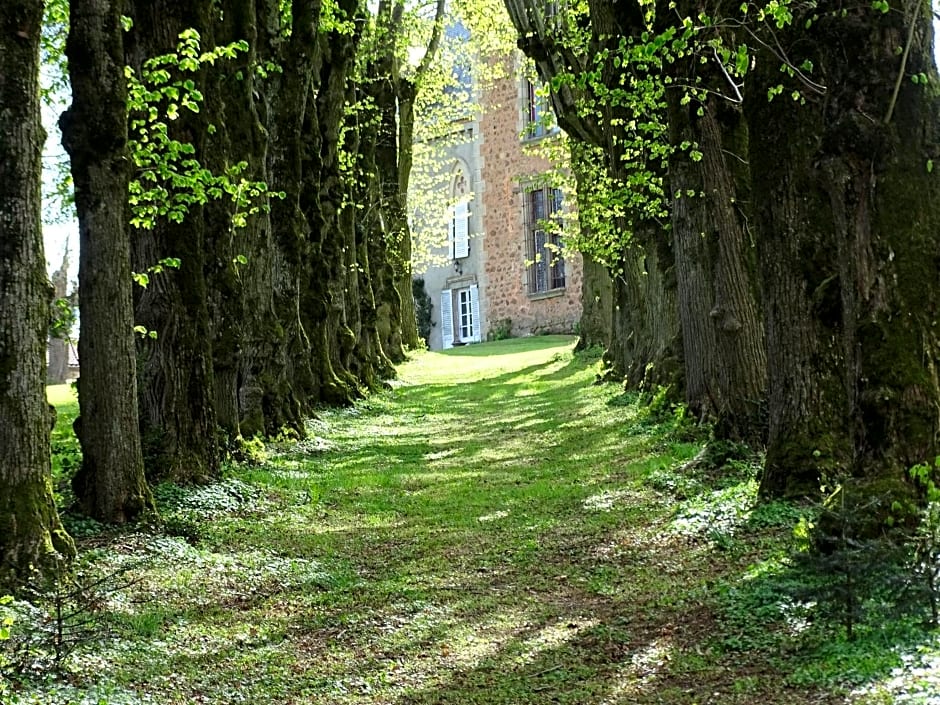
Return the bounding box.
[230,434,267,465]
[487,317,513,342]
[412,278,433,346]
[796,482,911,640]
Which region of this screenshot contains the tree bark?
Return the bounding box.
[125,0,220,482]
[62,0,155,520]
[0,0,75,589]
[748,1,940,496]
[665,21,766,442]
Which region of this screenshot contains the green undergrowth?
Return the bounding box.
[15,336,937,704]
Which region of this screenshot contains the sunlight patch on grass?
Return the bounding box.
[477,509,510,523]
[46,382,77,406]
[26,335,865,705]
[582,489,640,512]
[598,638,677,704]
[514,617,600,666]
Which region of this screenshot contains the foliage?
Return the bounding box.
[407,0,518,271]
[48,297,77,341]
[47,384,80,510]
[908,458,940,627]
[793,483,910,641]
[125,28,280,234]
[486,317,512,342]
[0,564,125,681]
[40,0,76,225]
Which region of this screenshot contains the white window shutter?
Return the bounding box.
[469,284,481,342]
[448,215,455,260]
[440,289,454,349]
[453,201,470,259]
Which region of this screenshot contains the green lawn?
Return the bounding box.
[14,337,939,704]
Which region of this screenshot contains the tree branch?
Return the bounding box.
[415,0,447,83]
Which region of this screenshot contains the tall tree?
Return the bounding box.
[124,0,221,482]
[747,1,940,496]
[365,0,447,357]
[61,0,155,521]
[662,0,766,441]
[0,0,75,588]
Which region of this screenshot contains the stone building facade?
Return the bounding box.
[414,56,582,351]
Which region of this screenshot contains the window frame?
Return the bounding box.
[522,185,566,296]
[522,77,557,141]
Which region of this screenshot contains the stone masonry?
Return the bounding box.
[478,67,582,339]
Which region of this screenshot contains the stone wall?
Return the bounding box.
[478,69,582,340]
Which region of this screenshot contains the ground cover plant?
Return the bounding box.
[6,336,939,704]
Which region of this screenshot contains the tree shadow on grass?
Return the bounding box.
[57,337,930,704]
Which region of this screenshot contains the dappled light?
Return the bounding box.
[8,337,939,704]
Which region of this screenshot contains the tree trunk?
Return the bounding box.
[506,0,682,391]
[569,145,612,352]
[365,48,407,364]
[666,32,766,441]
[125,0,220,482]
[202,0,273,440]
[321,13,379,393]
[605,237,682,390]
[699,101,766,443]
[748,2,940,497]
[396,85,421,351]
[0,0,75,588]
[62,0,154,521]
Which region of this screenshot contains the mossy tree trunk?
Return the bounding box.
[364,0,446,359]
[262,0,323,427]
[569,144,612,352]
[297,1,364,405]
[125,0,220,482]
[664,10,766,443]
[349,91,396,387]
[62,0,155,520]
[202,0,279,439]
[0,0,75,589]
[395,83,421,351]
[747,1,940,497]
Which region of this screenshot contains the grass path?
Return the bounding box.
[23,337,938,704]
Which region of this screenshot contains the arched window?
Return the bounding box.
[449,166,471,260]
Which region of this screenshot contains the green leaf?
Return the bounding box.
[734,45,749,75]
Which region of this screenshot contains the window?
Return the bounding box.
[458,288,474,340]
[523,186,566,294]
[449,200,470,259]
[440,285,480,348]
[523,77,551,139]
[448,170,471,259]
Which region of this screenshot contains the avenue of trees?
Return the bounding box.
[1,0,490,589]
[505,0,940,497]
[2,0,940,591]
